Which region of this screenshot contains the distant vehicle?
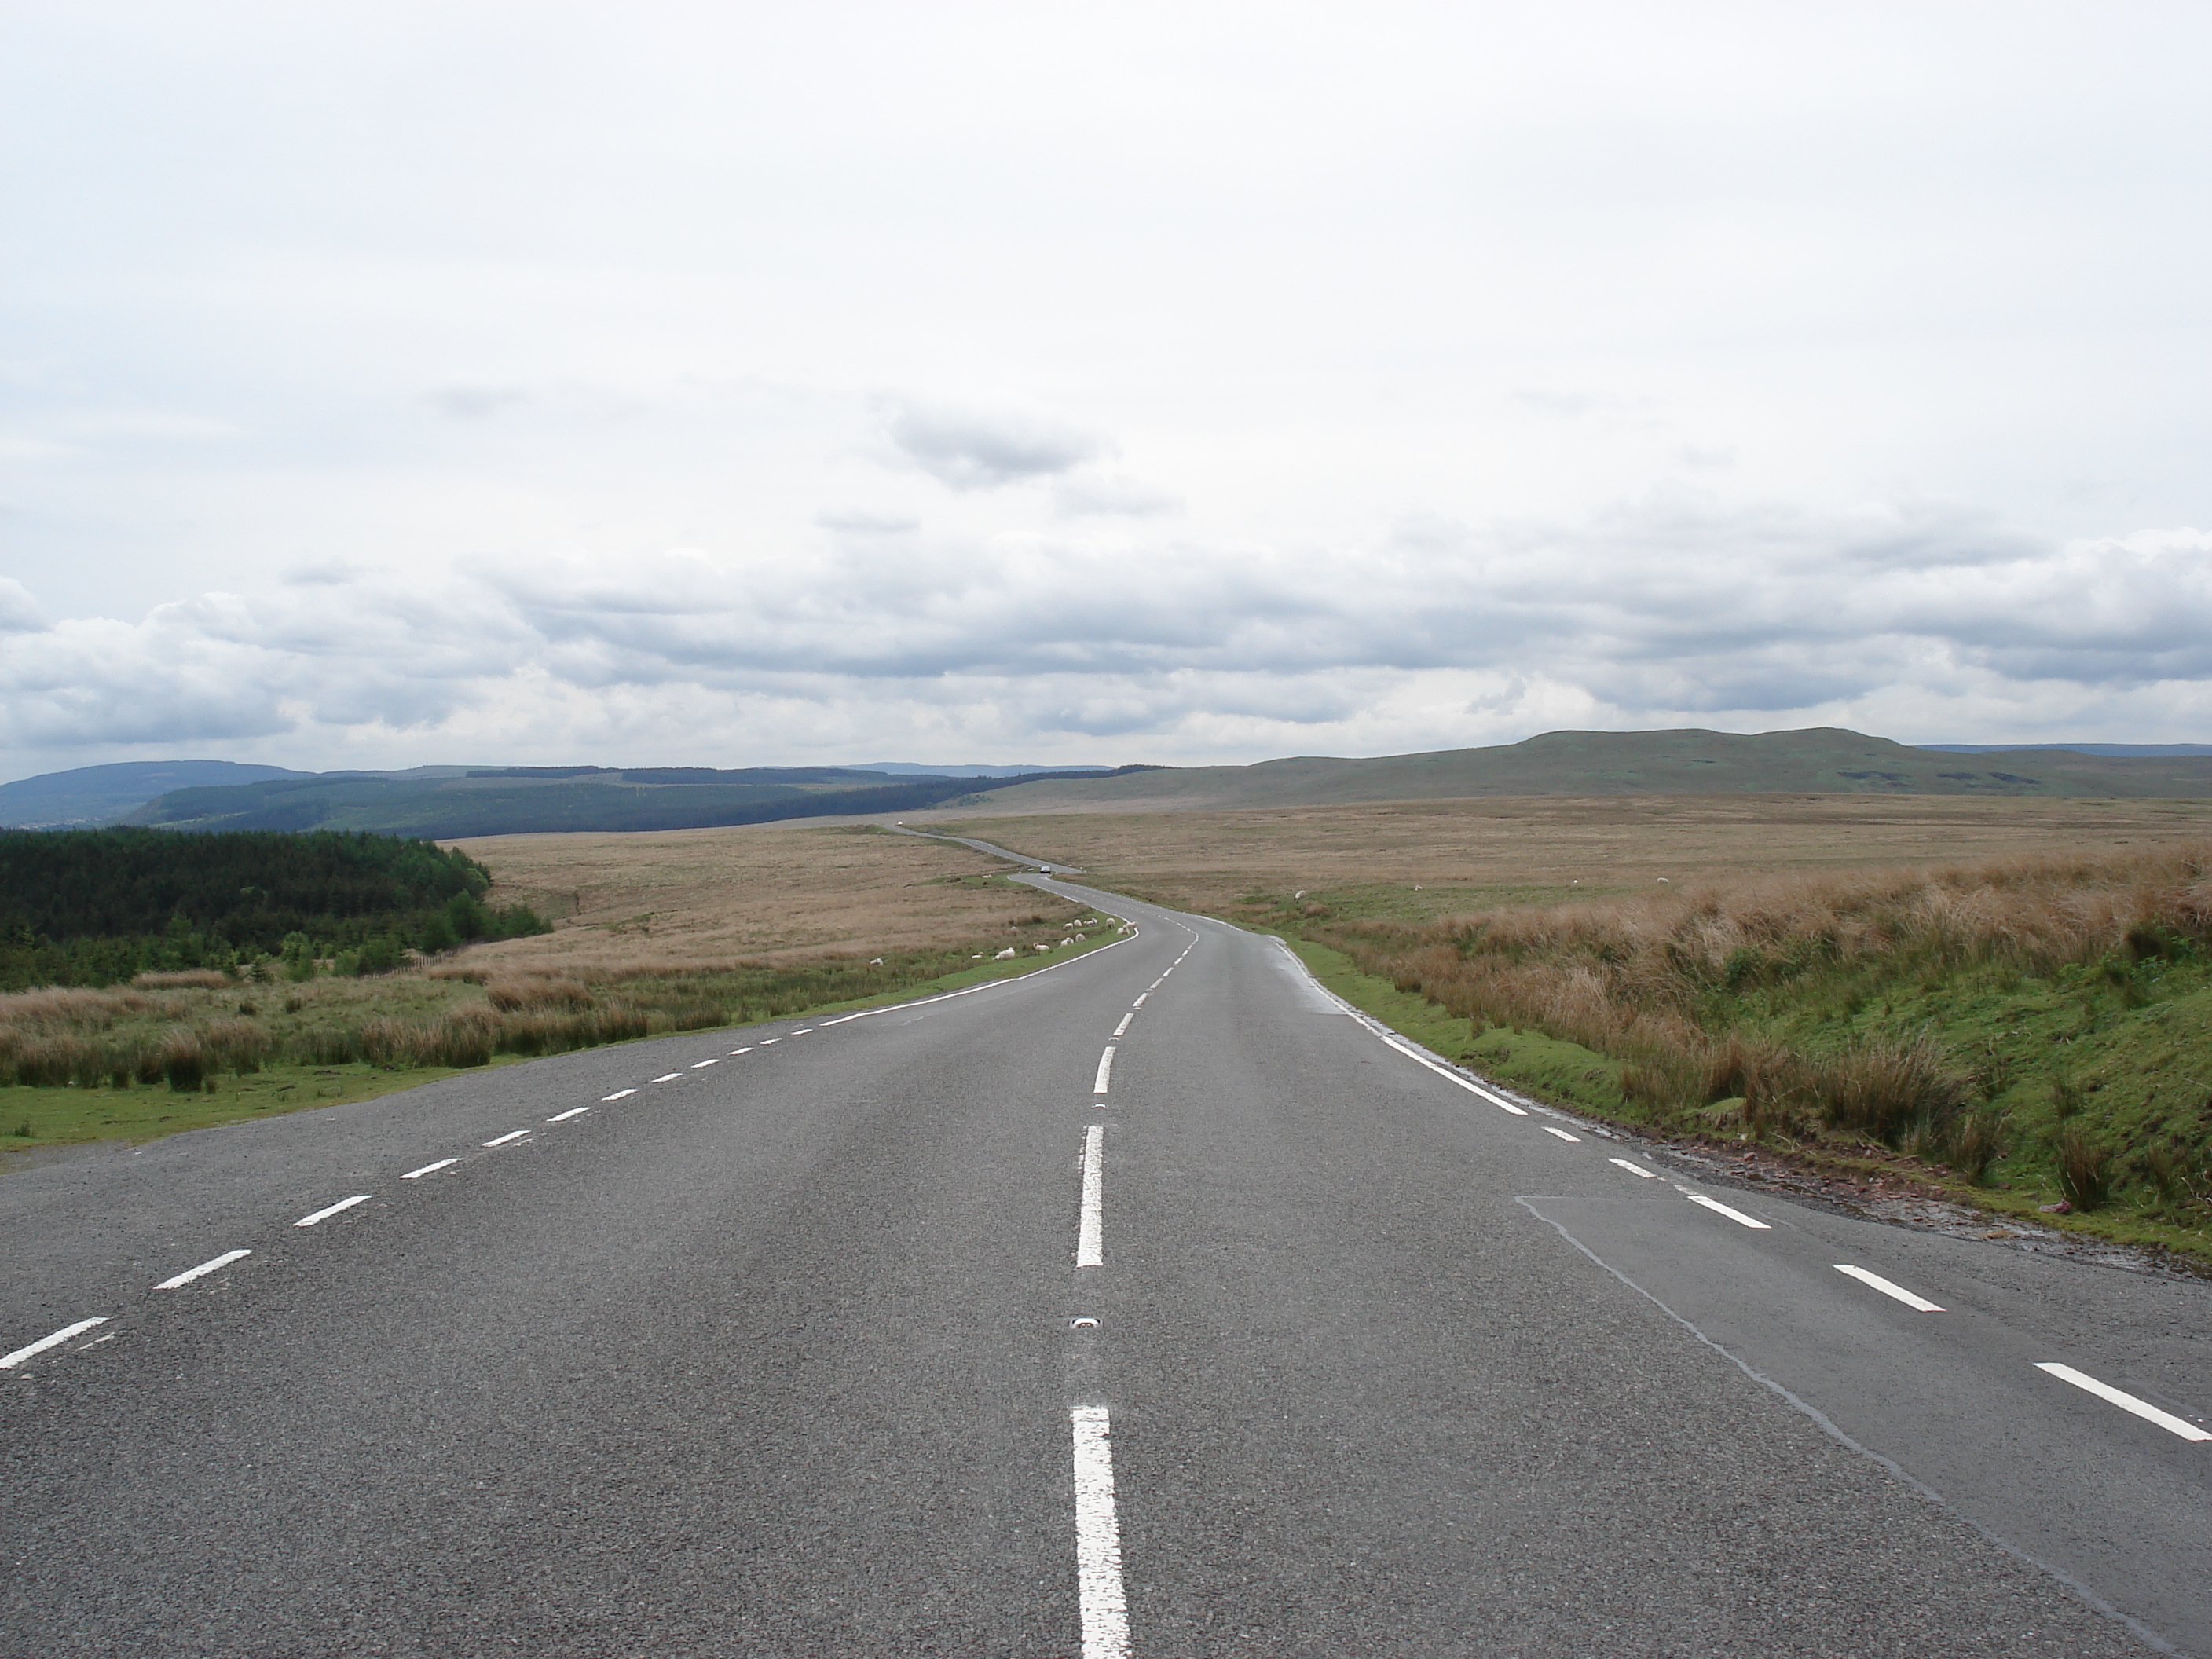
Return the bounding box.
[1038,864,1053,873]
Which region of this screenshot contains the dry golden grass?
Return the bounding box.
[445,821,1051,972]
[930,793,2212,922]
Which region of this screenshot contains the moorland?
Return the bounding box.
[930,793,2212,1265]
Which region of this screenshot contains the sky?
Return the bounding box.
[3,1,2210,782]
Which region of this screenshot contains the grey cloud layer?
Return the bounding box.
[3,503,2205,763]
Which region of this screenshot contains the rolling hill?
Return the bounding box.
[952,728,2212,814]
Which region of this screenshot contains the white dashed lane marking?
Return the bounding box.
[547,1106,591,1122]
[1071,1406,1130,1659]
[602,1089,637,1101]
[1608,1158,1659,1178]
[1093,1048,1115,1095]
[651,1072,683,1082]
[156,1249,251,1290]
[2,1317,108,1371]
[1112,1013,1133,1038]
[2036,1363,2211,1441]
[690,1059,719,1068]
[293,1195,371,1229]
[482,1130,531,1148]
[1541,1126,1581,1142]
[1684,1192,1771,1229]
[1077,1125,1105,1269]
[402,1158,460,1180]
[1835,1264,1944,1312]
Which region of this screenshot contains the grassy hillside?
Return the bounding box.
[0,760,310,828]
[966,727,2212,812]
[1275,844,2212,1265]
[125,764,1145,837]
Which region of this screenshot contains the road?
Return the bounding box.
[2,875,2207,1656]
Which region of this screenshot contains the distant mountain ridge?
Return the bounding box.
[956,727,2212,814]
[0,760,314,829]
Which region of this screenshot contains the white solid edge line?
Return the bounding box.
[1378,1031,1528,1113]
[1608,1157,1659,1179]
[1542,1125,1581,1142]
[1834,1264,1944,1313]
[482,1130,531,1148]
[1686,1192,1771,1229]
[293,1194,372,1228]
[2036,1362,2212,1441]
[2,1317,108,1370]
[1092,1046,1115,1095]
[1077,1125,1105,1267]
[602,1089,637,1101]
[690,1058,719,1068]
[548,1106,591,1122]
[1071,1406,1131,1659]
[402,1157,460,1179]
[156,1248,251,1290]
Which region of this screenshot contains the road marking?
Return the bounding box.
[652,1072,683,1082]
[1093,1047,1115,1094]
[758,1039,779,1046]
[1608,1158,1659,1178]
[1112,1013,1133,1037]
[402,1157,460,1179]
[1078,1125,1105,1267]
[793,1028,813,1035]
[547,1106,591,1122]
[1131,994,1147,1008]
[1834,1264,1943,1312]
[690,1058,720,1068]
[1685,1192,1771,1229]
[482,1130,532,1148]
[1541,1125,1581,1142]
[728,1047,753,1055]
[1147,978,1163,990]
[2,1317,108,1371]
[1071,1406,1130,1659]
[602,1089,637,1101]
[156,1249,251,1290]
[1378,1032,1528,1112]
[2036,1362,2212,1441]
[293,1195,371,1228]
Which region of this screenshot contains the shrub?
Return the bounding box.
[1809,1032,1965,1147]
[160,1035,206,1093]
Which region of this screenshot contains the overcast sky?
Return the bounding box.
[4,2,2210,779]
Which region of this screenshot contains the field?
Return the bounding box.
[931,793,2212,921]
[2,823,1113,1155]
[936,793,2212,1265]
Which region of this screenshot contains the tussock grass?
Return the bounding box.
[1306,843,2212,1251]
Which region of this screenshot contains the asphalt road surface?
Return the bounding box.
[3,876,2207,1657]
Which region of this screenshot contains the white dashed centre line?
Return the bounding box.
[1130,994,1148,1009]
[156,1249,251,1290]
[758,1039,780,1046]
[690,1059,719,1068]
[727,1047,753,1056]
[1541,1125,1581,1142]
[1834,1264,1943,1312]
[402,1158,460,1180]
[602,1089,637,1102]
[1608,1157,1659,1178]
[293,1195,371,1228]
[2,1317,108,1371]
[1685,1192,1771,1229]
[792,1028,813,1035]
[652,1072,683,1082]
[2036,1362,2212,1441]
[482,1130,532,1148]
[547,1106,591,1122]
[1078,1125,1105,1268]
[1112,1013,1133,1038]
[1070,1406,1130,1659]
[1092,1047,1115,1095]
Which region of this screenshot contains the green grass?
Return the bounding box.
[0,909,1133,1159]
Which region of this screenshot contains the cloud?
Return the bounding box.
[881,400,1104,490]
[815,510,920,536]
[0,579,46,634]
[421,383,533,419]
[1054,474,1182,518]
